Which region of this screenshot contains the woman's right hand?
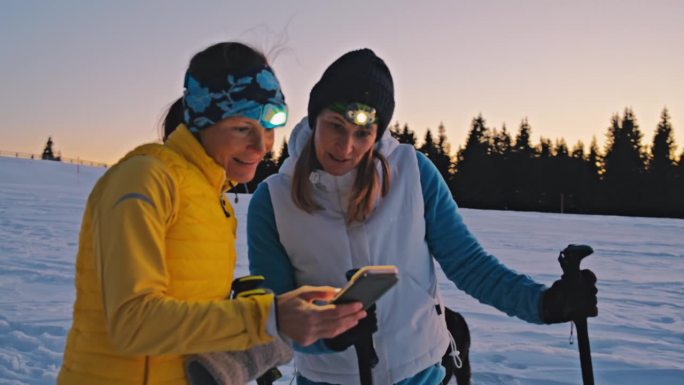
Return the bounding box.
[276,286,366,347]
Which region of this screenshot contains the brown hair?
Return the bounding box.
[291,136,391,223]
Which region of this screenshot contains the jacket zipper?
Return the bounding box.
[142,356,149,385]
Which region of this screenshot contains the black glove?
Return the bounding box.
[324,304,378,352]
[541,269,598,324]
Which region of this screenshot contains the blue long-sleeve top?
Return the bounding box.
[248,152,546,355]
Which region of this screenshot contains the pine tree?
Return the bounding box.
[555,138,569,158]
[579,137,602,212]
[437,122,451,156]
[247,151,278,192]
[390,121,418,146]
[401,124,417,146]
[276,138,289,168]
[41,137,58,161]
[509,118,537,210]
[533,137,554,210]
[420,127,451,191]
[602,109,647,214]
[568,140,593,211]
[457,115,490,162]
[587,137,602,178]
[433,122,454,182]
[513,117,534,157]
[419,128,438,160]
[491,124,512,156]
[454,114,496,207]
[648,108,677,215]
[551,138,580,213]
[649,108,676,176]
[571,141,585,160]
[490,124,513,208]
[389,121,402,141]
[622,108,647,166]
[391,123,417,146]
[538,137,553,158]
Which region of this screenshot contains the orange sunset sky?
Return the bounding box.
[1,0,683,164]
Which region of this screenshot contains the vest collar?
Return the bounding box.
[307,167,357,193]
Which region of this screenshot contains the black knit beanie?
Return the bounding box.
[308,49,395,141]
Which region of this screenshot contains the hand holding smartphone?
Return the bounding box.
[331,265,399,309]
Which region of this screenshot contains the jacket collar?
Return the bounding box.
[166,124,231,193]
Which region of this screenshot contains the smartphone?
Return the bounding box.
[331,265,399,309]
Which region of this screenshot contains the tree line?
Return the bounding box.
[244,107,683,218]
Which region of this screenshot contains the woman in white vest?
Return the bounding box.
[247,48,598,385]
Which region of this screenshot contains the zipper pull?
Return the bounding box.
[220,196,231,218]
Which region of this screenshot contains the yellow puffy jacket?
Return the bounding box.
[58,125,274,385]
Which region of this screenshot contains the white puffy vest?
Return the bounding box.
[265,121,449,384]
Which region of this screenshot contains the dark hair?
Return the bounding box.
[161,42,268,141]
[162,98,184,142]
[186,42,267,85]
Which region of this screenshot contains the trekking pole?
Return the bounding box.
[558,244,595,385]
[354,337,376,385]
[342,269,378,385]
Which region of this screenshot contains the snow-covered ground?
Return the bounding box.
[1,156,682,385]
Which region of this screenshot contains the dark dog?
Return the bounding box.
[441,308,471,385]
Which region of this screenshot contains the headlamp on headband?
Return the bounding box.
[331,103,377,128]
[241,103,288,130]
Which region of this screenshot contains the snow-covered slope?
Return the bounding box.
[1,156,682,385]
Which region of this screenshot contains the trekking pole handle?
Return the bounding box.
[558,244,595,385]
[558,244,593,277]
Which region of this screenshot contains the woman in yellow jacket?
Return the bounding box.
[57,42,367,385]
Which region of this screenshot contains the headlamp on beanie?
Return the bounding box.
[330,102,377,128]
[307,49,394,141]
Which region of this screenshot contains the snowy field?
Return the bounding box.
[0,156,682,385]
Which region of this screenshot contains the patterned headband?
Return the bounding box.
[183,65,287,132]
